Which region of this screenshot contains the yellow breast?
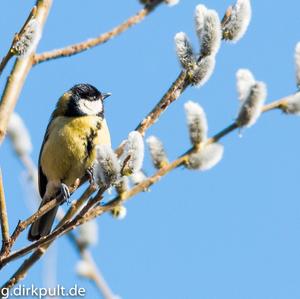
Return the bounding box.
[40,116,111,186]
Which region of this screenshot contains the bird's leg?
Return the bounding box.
[60,183,71,203]
[86,166,96,185]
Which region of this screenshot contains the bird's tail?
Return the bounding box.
[27,196,59,242]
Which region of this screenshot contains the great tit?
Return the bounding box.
[28,83,111,241]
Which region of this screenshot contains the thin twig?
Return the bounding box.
[67,232,117,299]
[0,0,53,145]
[116,70,190,157]
[83,156,187,222]
[0,187,105,290]
[5,176,81,254]
[81,249,118,299]
[0,6,37,77]
[8,195,64,250]
[0,58,32,145]
[0,52,14,78]
[1,247,46,289]
[132,29,243,140]
[0,170,10,257]
[136,71,189,135]
[33,0,164,65]
[209,98,288,143]
[22,193,105,261]
[0,184,96,269]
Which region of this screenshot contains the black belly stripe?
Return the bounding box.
[85,121,102,157]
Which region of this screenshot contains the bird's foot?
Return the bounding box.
[86,167,96,185]
[60,183,71,203]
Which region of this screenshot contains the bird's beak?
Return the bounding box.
[102,93,112,100]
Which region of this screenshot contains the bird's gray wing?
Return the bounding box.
[38,115,55,198]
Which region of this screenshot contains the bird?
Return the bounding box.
[28,83,111,241]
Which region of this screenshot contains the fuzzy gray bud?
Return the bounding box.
[76,260,94,279]
[175,32,197,70]
[295,42,300,89]
[78,220,99,248]
[12,19,41,58]
[120,131,144,176]
[199,9,222,57]
[184,101,208,146]
[146,136,169,169]
[192,55,216,86]
[195,5,207,41]
[195,5,222,57]
[222,0,252,42]
[186,143,224,171]
[236,69,255,102]
[280,93,300,115]
[140,0,179,5]
[130,170,147,186]
[165,0,180,6]
[95,145,120,187]
[115,176,129,196]
[236,81,267,127]
[111,205,127,220]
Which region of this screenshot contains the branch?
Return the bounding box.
[0,6,37,77]
[0,170,10,257]
[8,195,65,251]
[2,143,111,296]
[116,70,190,157]
[0,0,53,145]
[0,184,96,269]
[33,0,164,65]
[24,169,114,297]
[0,187,105,294]
[1,0,273,292]
[76,97,290,224]
[68,231,118,299]
[1,247,46,289]
[136,71,189,135]
[0,52,14,78]
[1,192,103,283]
[80,249,118,299]
[0,96,288,275]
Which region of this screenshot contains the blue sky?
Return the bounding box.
[1,0,300,298]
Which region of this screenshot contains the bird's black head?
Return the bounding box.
[65,83,111,117]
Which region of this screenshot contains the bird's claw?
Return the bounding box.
[86,167,95,185]
[60,183,71,203]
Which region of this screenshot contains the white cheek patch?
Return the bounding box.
[78,99,103,115]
